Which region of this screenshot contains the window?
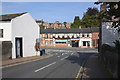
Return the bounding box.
[0,29,3,38]
[45,41,48,45]
[82,34,84,37]
[83,41,90,46]
[56,42,66,44]
[87,34,89,37]
[50,41,53,45]
[45,34,48,38]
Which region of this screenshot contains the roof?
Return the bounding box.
[40,27,99,34]
[0,12,28,21]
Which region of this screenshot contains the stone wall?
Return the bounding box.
[0,41,12,60]
[99,44,118,78]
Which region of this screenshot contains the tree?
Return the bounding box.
[81,7,100,28]
[71,16,81,28]
[63,22,67,28]
[86,7,99,16]
[95,2,120,32]
[39,25,45,29]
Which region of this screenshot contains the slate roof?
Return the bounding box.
[0,12,27,21]
[40,27,99,33]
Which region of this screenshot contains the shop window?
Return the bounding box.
[56,42,66,44]
[83,41,86,46]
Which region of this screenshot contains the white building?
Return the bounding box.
[0,12,39,59]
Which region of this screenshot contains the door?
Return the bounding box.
[72,40,79,47]
[15,38,23,58]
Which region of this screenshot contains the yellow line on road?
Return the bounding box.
[75,66,83,80]
[0,55,53,69]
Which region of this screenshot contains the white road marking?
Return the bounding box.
[60,56,68,60]
[62,53,64,55]
[35,62,56,72]
[57,56,60,57]
[71,53,73,55]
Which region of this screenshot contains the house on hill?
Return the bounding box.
[0,12,39,59]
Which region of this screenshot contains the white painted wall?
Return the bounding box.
[11,13,39,58]
[0,22,11,41]
[102,22,119,47]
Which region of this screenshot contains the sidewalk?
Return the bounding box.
[82,54,113,79]
[1,54,52,67]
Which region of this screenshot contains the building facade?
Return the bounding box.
[0,12,39,59]
[40,28,99,48]
[36,20,72,29]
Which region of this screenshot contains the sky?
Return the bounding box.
[1,2,100,23]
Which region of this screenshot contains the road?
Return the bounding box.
[2,48,98,79]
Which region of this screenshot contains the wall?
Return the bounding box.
[0,22,11,41]
[92,32,99,40]
[99,44,118,78]
[11,13,39,58]
[55,44,68,47]
[0,41,12,60]
[102,22,119,47]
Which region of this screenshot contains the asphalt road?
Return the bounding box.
[2,48,97,79]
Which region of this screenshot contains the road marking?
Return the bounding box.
[0,55,53,69]
[60,56,68,60]
[75,66,83,80]
[71,53,73,55]
[35,62,56,72]
[57,56,60,57]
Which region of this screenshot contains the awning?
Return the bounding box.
[55,39,68,42]
[70,38,80,40]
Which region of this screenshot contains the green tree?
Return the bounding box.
[81,7,100,28]
[71,16,81,28]
[39,25,45,29]
[63,22,67,28]
[95,2,120,32]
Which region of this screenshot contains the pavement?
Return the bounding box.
[1,54,52,68]
[82,54,113,79]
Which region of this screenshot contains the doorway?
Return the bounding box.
[71,40,79,47]
[15,38,23,58]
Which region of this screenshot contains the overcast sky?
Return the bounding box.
[1,2,100,23]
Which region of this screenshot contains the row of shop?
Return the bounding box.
[40,28,99,48]
[41,38,98,48]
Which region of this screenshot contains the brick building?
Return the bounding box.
[36,20,71,29]
[40,27,99,48]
